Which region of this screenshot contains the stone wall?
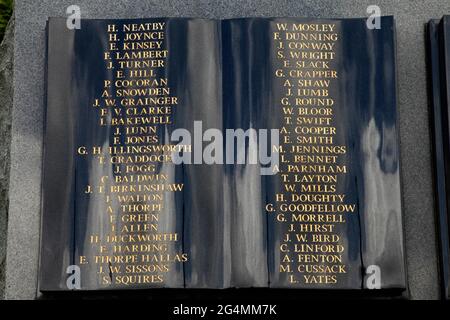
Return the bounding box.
[4,0,450,299]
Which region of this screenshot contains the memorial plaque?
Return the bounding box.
[427,16,450,300]
[39,16,406,292]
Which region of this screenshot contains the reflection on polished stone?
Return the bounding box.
[428,16,450,300]
[39,16,406,295]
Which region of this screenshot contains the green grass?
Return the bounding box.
[0,0,13,42]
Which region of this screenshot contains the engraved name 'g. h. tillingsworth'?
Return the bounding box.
[171,121,280,176]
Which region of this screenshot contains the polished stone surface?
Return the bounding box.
[7,0,450,299]
[427,17,450,300]
[40,16,405,292]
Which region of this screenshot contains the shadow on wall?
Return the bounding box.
[0,14,14,299]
